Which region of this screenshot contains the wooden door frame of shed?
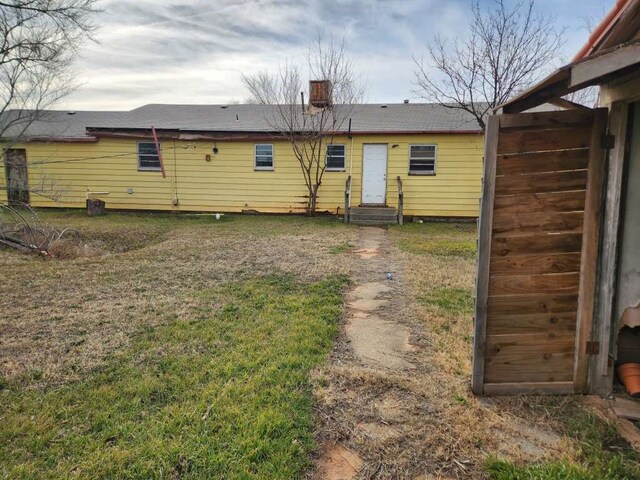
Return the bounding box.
[472,115,498,395]
[590,99,635,394]
[573,107,608,393]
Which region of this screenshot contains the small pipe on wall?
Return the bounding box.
[172,139,179,206]
[86,190,109,200]
[348,119,354,209]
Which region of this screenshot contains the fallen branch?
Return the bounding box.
[0,202,75,257]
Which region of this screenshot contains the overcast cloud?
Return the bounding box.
[62,0,613,110]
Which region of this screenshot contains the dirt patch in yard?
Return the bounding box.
[44,225,169,258]
[317,443,364,480]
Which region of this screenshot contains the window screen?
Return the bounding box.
[255,144,274,170]
[409,145,436,174]
[326,144,346,171]
[138,142,161,170]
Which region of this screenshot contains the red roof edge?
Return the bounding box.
[573,0,632,61]
[89,129,483,140]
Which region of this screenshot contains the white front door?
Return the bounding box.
[362,144,387,205]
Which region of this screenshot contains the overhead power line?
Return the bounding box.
[24,144,196,166]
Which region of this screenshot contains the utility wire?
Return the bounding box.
[24,144,196,166]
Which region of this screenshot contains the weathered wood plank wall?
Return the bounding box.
[475,108,605,394]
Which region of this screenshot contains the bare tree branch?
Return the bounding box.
[0,0,98,141]
[0,0,98,204]
[560,0,607,109]
[414,0,565,129]
[564,86,600,108]
[242,34,364,215]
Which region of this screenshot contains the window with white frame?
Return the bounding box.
[254,144,274,170]
[138,142,161,170]
[409,145,436,175]
[325,144,346,171]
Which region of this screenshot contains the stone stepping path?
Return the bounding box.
[315,226,415,479]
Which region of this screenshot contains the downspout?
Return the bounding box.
[172,139,179,207]
[348,118,353,209]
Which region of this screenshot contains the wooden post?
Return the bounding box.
[344,175,351,223]
[591,102,629,394]
[574,108,609,393]
[472,115,499,395]
[151,126,166,178]
[396,176,404,226]
[86,199,106,216]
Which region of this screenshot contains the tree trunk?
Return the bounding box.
[308,184,319,216]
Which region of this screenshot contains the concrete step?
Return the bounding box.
[349,206,398,225]
[350,215,397,223]
[350,218,398,226]
[350,212,397,219]
[351,206,396,215]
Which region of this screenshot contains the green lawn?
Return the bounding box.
[487,406,640,480]
[0,211,353,479]
[3,211,640,479]
[1,275,347,479]
[394,221,477,258]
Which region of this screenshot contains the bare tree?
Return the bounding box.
[0,0,97,207]
[242,35,364,215]
[561,1,609,108]
[580,0,609,34]
[414,0,564,129]
[0,0,98,140]
[564,86,600,108]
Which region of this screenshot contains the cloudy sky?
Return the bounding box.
[63,0,613,111]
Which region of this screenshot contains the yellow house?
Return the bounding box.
[0,103,484,220]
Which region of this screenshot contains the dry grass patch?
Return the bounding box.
[391,224,566,463]
[388,222,640,479]
[0,211,356,389]
[45,225,168,258]
[0,211,362,478]
[396,222,476,258]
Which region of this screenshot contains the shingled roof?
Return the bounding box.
[2,103,484,140]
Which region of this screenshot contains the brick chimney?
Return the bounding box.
[309,80,332,108]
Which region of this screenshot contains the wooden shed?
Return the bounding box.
[472,0,640,395]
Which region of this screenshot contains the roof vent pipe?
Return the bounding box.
[404,99,409,104]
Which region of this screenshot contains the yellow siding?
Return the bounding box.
[3,133,484,217]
